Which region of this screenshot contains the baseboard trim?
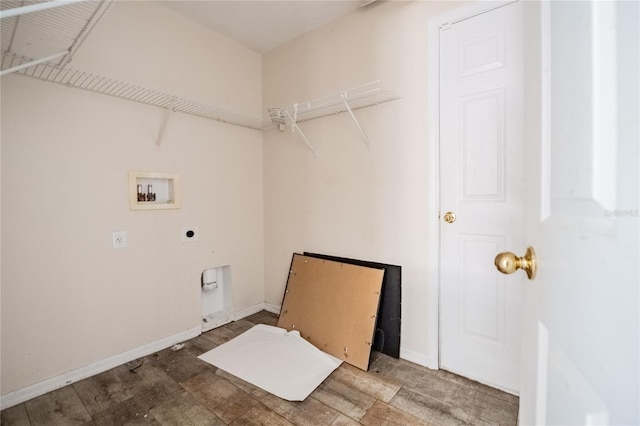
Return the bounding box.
[4,302,305,409]
[263,302,281,315]
[0,326,201,411]
[232,302,266,321]
[400,348,438,370]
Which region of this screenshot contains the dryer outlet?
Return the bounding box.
[181,226,199,242]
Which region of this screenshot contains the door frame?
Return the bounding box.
[425,0,520,370]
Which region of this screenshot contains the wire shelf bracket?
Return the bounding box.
[341,92,370,149]
[267,81,400,157]
[283,109,317,158]
[0,51,67,76]
[156,103,177,148]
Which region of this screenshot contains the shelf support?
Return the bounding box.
[283,110,317,158]
[156,103,176,148]
[341,93,370,149]
[0,51,68,76]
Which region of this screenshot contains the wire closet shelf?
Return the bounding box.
[267,81,400,126]
[1,0,112,73]
[267,81,401,157]
[1,2,398,134]
[8,57,267,131]
[0,0,267,131]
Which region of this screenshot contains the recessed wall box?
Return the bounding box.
[129,171,181,210]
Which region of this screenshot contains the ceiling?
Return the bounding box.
[160,0,372,53]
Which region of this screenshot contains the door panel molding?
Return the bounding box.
[459,88,506,200]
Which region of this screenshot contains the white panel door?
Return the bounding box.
[440,1,523,393]
[519,1,639,424]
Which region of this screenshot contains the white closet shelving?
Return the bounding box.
[0,0,267,131]
[9,59,267,131]
[268,81,400,125]
[267,80,400,158]
[1,0,112,74]
[267,81,400,156]
[1,2,399,136]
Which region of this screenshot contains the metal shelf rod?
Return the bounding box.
[341,93,370,149]
[0,0,90,19]
[284,110,317,158]
[0,51,68,76]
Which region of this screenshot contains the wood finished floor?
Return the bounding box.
[1,311,518,425]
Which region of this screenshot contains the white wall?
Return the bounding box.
[1,2,264,395]
[262,1,464,366]
[1,0,469,401]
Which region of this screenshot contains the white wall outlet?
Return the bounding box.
[112,231,127,249]
[181,226,199,242]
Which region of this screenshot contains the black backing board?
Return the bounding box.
[304,252,401,358]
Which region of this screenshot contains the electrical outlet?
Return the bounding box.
[112,231,127,249]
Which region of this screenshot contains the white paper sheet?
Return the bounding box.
[198,324,342,401]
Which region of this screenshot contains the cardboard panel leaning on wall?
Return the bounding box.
[305,251,401,359]
[277,254,383,371]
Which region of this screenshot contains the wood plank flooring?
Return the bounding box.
[1,311,518,425]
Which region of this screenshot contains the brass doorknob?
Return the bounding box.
[494,246,537,280]
[443,211,456,223]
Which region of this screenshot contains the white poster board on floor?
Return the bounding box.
[198,324,342,401]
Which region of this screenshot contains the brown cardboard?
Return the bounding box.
[304,252,402,359]
[277,254,384,370]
